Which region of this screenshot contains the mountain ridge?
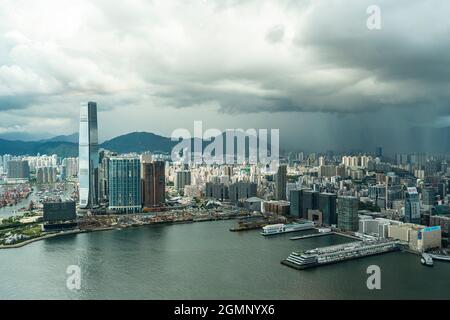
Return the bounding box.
[1,126,450,157]
[0,131,175,157]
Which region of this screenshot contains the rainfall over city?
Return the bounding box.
[0,0,449,311]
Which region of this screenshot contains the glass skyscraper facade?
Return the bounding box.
[318,193,337,226]
[337,196,359,231]
[78,101,99,209]
[405,187,421,224]
[108,156,141,213]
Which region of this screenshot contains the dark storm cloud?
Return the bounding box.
[0,0,448,145]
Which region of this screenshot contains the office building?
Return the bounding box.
[275,165,287,200]
[318,193,337,225]
[388,223,441,252]
[405,187,421,224]
[289,189,302,217]
[142,161,166,207]
[108,156,141,213]
[337,196,359,231]
[43,201,78,231]
[43,201,77,222]
[301,190,319,220]
[422,187,436,206]
[78,102,99,209]
[289,189,319,219]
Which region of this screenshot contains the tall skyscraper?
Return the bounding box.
[142,161,166,207]
[289,189,302,217]
[376,147,383,159]
[78,102,99,209]
[318,193,337,226]
[301,189,319,219]
[405,187,421,224]
[337,196,359,231]
[275,165,287,200]
[108,156,141,213]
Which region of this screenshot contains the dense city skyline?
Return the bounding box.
[1,0,450,153]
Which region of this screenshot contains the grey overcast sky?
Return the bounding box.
[1,0,449,153]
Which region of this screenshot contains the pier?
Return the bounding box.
[290,231,362,241]
[290,232,333,240]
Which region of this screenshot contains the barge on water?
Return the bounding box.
[282,239,401,270]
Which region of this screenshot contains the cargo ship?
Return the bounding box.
[261,222,314,236]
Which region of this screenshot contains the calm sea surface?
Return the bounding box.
[0,220,449,299]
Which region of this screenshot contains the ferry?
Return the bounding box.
[261,222,314,236]
[421,253,434,267]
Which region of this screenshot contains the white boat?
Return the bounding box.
[428,253,450,262]
[261,222,314,236]
[421,253,433,266]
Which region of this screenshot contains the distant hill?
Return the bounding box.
[101,132,176,154]
[41,133,79,143]
[0,132,178,157]
[2,126,448,158]
[0,132,47,141]
[0,139,79,158]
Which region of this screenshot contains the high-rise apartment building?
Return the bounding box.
[78,102,99,209]
[36,167,57,184]
[7,160,30,181]
[229,182,257,203]
[176,170,191,191]
[205,182,228,201]
[62,157,79,179]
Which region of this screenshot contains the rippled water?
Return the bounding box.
[0,220,449,299]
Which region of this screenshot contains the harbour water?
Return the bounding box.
[0,190,35,218]
[0,183,74,218]
[0,220,449,299]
